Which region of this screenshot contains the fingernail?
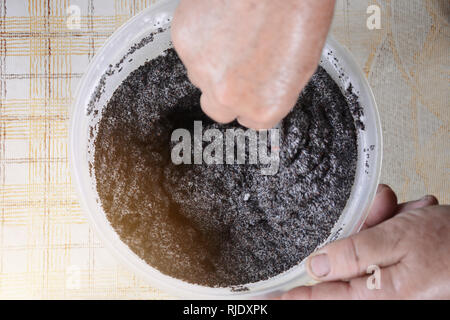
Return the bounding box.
[309,253,330,278]
[420,195,437,203]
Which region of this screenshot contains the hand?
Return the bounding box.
[281,184,450,299]
[171,0,335,129]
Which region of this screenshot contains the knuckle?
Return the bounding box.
[254,109,279,126]
[346,236,363,275]
[200,94,236,123]
[215,81,274,121]
[214,79,238,107]
[330,236,362,277]
[187,62,211,87]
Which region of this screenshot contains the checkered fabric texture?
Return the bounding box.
[0,0,448,299]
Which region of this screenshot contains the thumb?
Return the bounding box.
[306,218,407,281]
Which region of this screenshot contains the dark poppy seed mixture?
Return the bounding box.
[93,48,360,287]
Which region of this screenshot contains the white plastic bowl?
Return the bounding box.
[69,0,382,299]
